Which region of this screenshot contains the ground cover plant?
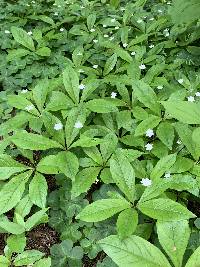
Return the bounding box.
[1,0,200,266]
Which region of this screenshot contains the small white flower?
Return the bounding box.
[109,36,114,41]
[149,17,154,21]
[115,26,119,30]
[93,39,98,43]
[145,129,154,138]
[120,7,125,11]
[163,29,170,37]
[139,64,146,70]
[177,139,182,145]
[77,52,82,56]
[187,96,195,102]
[21,89,28,94]
[157,85,163,90]
[149,44,154,48]
[74,121,83,129]
[141,178,152,187]
[26,4,30,6]
[195,92,200,97]
[111,18,116,22]
[80,5,85,9]
[27,31,32,35]
[53,3,56,5]
[167,1,171,4]
[131,51,136,56]
[54,12,58,15]
[137,19,143,23]
[111,92,117,98]
[93,65,98,69]
[54,122,63,131]
[103,24,107,28]
[123,43,128,48]
[79,84,85,90]
[60,28,65,32]
[78,69,84,73]
[158,9,163,13]
[145,143,153,151]
[143,16,147,19]
[90,28,95,32]
[25,105,34,111]
[104,34,109,38]
[164,172,171,179]
[178,78,184,84]
[58,5,61,7]
[5,30,10,34]
[31,0,35,3]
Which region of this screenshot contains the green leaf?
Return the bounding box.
[76,199,130,222]
[150,154,176,181]
[0,256,10,267]
[7,234,26,253]
[0,171,32,215]
[14,250,44,266]
[36,47,51,57]
[7,48,30,61]
[0,154,29,180]
[8,95,39,116]
[70,136,103,148]
[11,26,35,51]
[114,47,132,62]
[110,150,135,202]
[36,155,60,174]
[185,245,200,267]
[46,91,74,111]
[192,127,200,155]
[11,131,63,150]
[71,167,101,198]
[32,79,49,111]
[0,221,25,235]
[29,172,47,208]
[138,198,196,221]
[170,156,194,173]
[100,133,118,162]
[117,209,138,239]
[134,115,161,136]
[157,220,190,267]
[25,209,48,231]
[103,54,118,76]
[56,151,79,179]
[86,99,118,113]
[15,195,33,218]
[162,101,200,124]
[99,235,171,267]
[63,65,79,104]
[133,80,160,115]
[33,258,51,267]
[80,79,100,102]
[156,122,174,149]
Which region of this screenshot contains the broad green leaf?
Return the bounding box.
[169,174,197,193]
[138,198,196,221]
[70,136,103,148]
[71,167,101,198]
[32,79,49,111]
[99,235,171,267]
[192,127,200,155]
[14,250,44,266]
[46,91,74,111]
[114,47,132,62]
[133,80,160,115]
[83,147,103,165]
[157,220,190,267]
[0,170,32,215]
[7,48,30,61]
[7,234,26,253]
[80,79,100,102]
[86,99,118,113]
[170,156,194,173]
[150,154,176,181]
[15,195,33,218]
[25,209,48,231]
[8,95,39,116]
[63,65,79,104]
[156,122,174,149]
[116,110,133,131]
[76,199,130,222]
[185,245,200,267]
[33,258,51,267]
[56,151,79,179]
[0,256,9,267]
[0,154,29,180]
[36,47,51,57]
[134,115,161,136]
[110,150,135,202]
[117,209,138,239]
[11,131,63,150]
[11,26,35,51]
[162,101,200,124]
[0,221,25,235]
[87,14,96,29]
[103,54,118,76]
[29,172,47,208]
[100,133,118,161]
[36,155,59,174]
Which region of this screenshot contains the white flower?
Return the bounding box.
[164,172,171,179]
[143,16,147,19]
[157,85,163,90]
[149,44,154,48]
[90,28,95,32]
[25,105,34,111]
[177,139,182,145]
[149,17,154,21]
[21,89,28,94]
[167,1,171,4]
[145,143,153,151]
[137,19,143,23]
[163,29,169,37]
[120,7,125,11]
[111,92,117,98]
[53,3,56,5]
[26,4,30,6]
[178,78,184,84]
[187,96,195,102]
[54,12,58,15]
[79,84,85,90]
[139,64,146,70]
[146,129,154,138]
[27,31,32,35]
[123,43,128,48]
[31,0,35,3]
[74,121,83,129]
[77,52,82,56]
[80,5,85,9]
[115,26,119,29]
[58,5,61,7]
[78,69,84,73]
[104,34,109,38]
[195,92,200,97]
[93,39,98,43]
[103,24,107,28]
[54,122,63,131]
[5,30,10,34]
[93,65,98,69]
[60,28,65,32]
[111,18,116,22]
[158,9,163,13]
[109,36,114,41]
[141,178,152,187]
[131,51,136,56]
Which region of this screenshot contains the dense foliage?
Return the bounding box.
[0,0,200,266]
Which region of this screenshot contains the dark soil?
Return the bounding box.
[46,175,59,192]
[83,252,106,267]
[0,233,6,255]
[26,224,60,256]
